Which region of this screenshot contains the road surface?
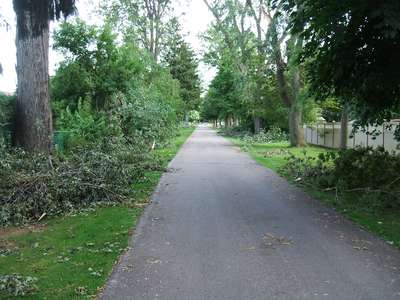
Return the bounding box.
[102,126,400,300]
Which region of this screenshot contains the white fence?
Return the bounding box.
[304,121,400,153]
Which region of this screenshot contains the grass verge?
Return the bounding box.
[133,127,195,200]
[0,126,195,299]
[228,136,400,249]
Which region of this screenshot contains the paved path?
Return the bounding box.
[102,126,400,300]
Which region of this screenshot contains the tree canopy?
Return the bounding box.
[164,35,202,112]
[281,0,400,124]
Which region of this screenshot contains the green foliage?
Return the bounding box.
[52,20,147,110]
[0,19,185,226]
[0,92,14,144]
[282,0,400,124]
[203,56,243,120]
[55,99,122,150]
[0,274,38,297]
[241,127,288,144]
[52,19,183,148]
[102,0,177,61]
[0,92,14,125]
[188,110,200,123]
[221,126,288,144]
[119,91,180,147]
[319,97,342,122]
[164,37,202,112]
[282,148,400,211]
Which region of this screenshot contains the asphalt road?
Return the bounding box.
[101,126,400,300]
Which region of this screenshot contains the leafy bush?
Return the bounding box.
[0,139,154,226]
[54,99,122,151]
[188,110,200,123]
[0,274,38,296]
[119,96,178,148]
[0,92,15,144]
[52,20,183,149]
[218,126,250,138]
[242,127,288,144]
[281,147,400,210]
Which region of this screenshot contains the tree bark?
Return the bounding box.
[184,111,189,127]
[12,1,53,153]
[289,104,305,147]
[275,59,305,146]
[289,66,305,147]
[340,107,349,149]
[253,117,261,134]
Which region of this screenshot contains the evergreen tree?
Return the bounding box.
[164,36,201,120]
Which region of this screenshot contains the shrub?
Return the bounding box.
[54,99,122,151]
[118,91,180,148]
[0,92,15,145]
[242,126,288,144]
[281,147,400,210]
[188,110,200,123]
[52,20,183,149]
[218,126,249,138]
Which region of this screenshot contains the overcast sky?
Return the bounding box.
[0,0,216,93]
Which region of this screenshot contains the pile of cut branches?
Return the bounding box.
[0,139,155,226]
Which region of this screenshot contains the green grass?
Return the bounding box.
[0,126,195,299]
[228,138,328,172]
[228,136,400,249]
[133,127,195,200]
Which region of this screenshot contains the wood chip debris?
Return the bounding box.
[263,233,294,248]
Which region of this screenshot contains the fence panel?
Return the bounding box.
[304,121,399,153]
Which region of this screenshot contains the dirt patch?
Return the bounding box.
[0,224,46,240]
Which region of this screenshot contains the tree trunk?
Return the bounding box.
[288,58,305,147]
[184,112,189,127]
[235,117,239,127]
[340,107,349,149]
[12,1,53,153]
[289,104,305,147]
[253,117,261,134]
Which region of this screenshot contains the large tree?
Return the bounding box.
[204,0,306,145]
[203,0,264,133]
[204,55,243,127]
[104,0,176,62]
[266,13,306,146]
[164,36,201,121]
[12,0,75,152]
[281,0,400,125]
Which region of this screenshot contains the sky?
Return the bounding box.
[0,0,216,93]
